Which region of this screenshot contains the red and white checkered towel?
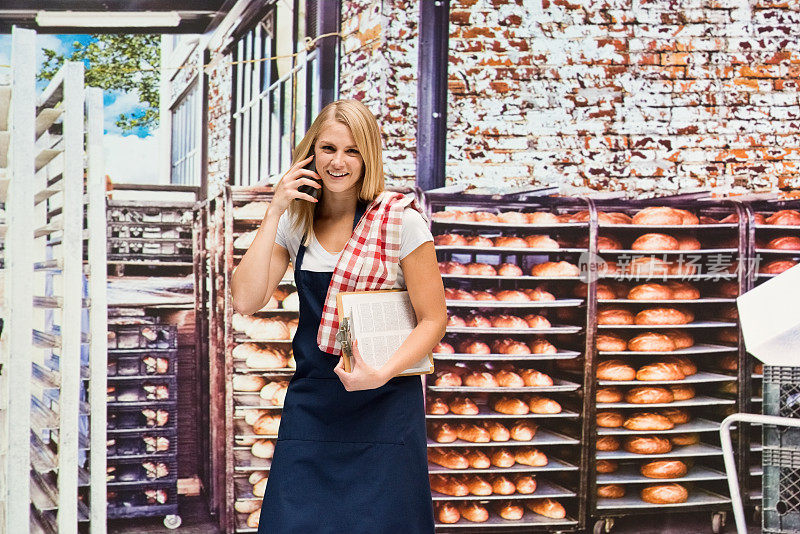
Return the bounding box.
[317,190,425,356]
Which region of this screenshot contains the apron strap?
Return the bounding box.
[297,200,368,270]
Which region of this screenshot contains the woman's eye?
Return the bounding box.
[321,145,334,151]
[347,149,360,155]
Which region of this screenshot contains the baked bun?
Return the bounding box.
[597,410,624,428]
[663,330,695,350]
[435,234,468,246]
[528,395,562,414]
[495,501,524,520]
[598,307,635,325]
[625,386,675,404]
[436,502,461,524]
[492,397,529,415]
[767,209,800,226]
[498,262,524,276]
[627,283,673,300]
[530,338,558,354]
[598,484,626,498]
[597,334,628,352]
[530,261,581,277]
[627,257,671,276]
[597,436,621,451]
[596,459,619,473]
[669,385,696,401]
[427,397,449,415]
[716,328,739,344]
[435,371,462,387]
[525,234,561,249]
[524,287,556,301]
[466,449,491,469]
[632,207,683,225]
[492,338,531,355]
[246,510,261,528]
[235,500,261,514]
[456,423,491,443]
[676,235,702,250]
[527,211,561,224]
[498,211,529,224]
[576,282,618,300]
[670,433,700,446]
[458,340,491,354]
[428,448,469,470]
[636,362,685,381]
[496,370,525,388]
[515,447,548,467]
[624,436,672,454]
[472,211,499,223]
[520,368,554,387]
[432,422,458,443]
[489,314,527,329]
[524,314,552,329]
[527,499,566,519]
[464,475,493,496]
[464,371,499,388]
[766,236,800,250]
[510,421,539,441]
[495,290,529,302]
[760,259,798,274]
[434,342,455,354]
[641,483,688,504]
[665,282,700,300]
[493,236,528,248]
[597,387,624,403]
[232,375,267,392]
[632,233,679,251]
[450,396,480,415]
[597,360,636,381]
[640,460,688,479]
[623,412,675,431]
[491,448,517,468]
[253,414,281,435]
[718,354,737,371]
[465,235,494,248]
[673,209,700,225]
[660,407,691,424]
[628,333,676,352]
[429,474,469,496]
[251,439,276,459]
[662,355,697,376]
[443,287,471,302]
[466,262,497,276]
[439,261,468,275]
[634,307,692,325]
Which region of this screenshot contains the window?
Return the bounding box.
[230,0,331,186]
[170,82,200,185]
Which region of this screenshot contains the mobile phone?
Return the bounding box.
[297,154,322,201]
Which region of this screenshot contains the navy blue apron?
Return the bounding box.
[258,203,435,534]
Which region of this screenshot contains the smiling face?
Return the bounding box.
[313,120,364,195]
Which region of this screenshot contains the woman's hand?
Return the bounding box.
[266,155,321,218]
[333,340,390,391]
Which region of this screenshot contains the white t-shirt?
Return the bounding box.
[275,208,434,287]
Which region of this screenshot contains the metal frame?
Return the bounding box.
[170,80,202,186]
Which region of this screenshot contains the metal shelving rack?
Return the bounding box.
[2,32,107,534]
[584,196,747,534]
[420,186,590,532]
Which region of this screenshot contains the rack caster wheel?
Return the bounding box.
[711,511,725,534]
[164,514,182,529]
[593,518,614,534]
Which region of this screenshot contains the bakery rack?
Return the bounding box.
[583,195,747,534]
[420,186,592,532]
[741,197,800,528]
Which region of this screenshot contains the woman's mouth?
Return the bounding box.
[327,171,349,179]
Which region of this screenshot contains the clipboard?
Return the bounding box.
[335,289,434,376]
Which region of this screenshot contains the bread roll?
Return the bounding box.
[527,499,566,519]
[598,307,635,325]
[495,290,529,302]
[660,407,691,424]
[483,421,511,442]
[253,413,281,435]
[528,395,562,414]
[527,211,561,224]
[767,209,800,226]
[623,412,674,431]
[718,354,738,371]
[670,433,700,446]
[597,334,628,352]
[466,236,494,248]
[495,501,524,520]
[456,423,491,443]
[608,212,634,224]
[458,340,491,354]
[435,234,469,246]
[761,259,798,274]
[466,449,491,469]
[247,510,261,528]
[674,209,699,225]
[434,342,454,354]
[598,484,626,498]
[492,338,531,355]
[245,347,288,369]
[634,307,692,325]
[524,314,552,329]
[627,283,673,300]
[596,459,619,473]
[632,233,679,251]
[428,448,469,469]
[465,314,492,328]
[640,460,688,479]
[628,333,676,352]
[450,396,480,415]
[464,371,498,387]
[665,282,700,300]
[489,475,517,495]
[640,483,688,504]
[510,421,539,441]
[520,368,554,387]
[669,385,696,401]
[496,262,523,277]
[525,234,561,249]
[491,448,517,468]
[458,501,489,522]
[439,261,468,275]
[628,256,671,276]
[597,410,624,428]
[492,397,530,415]
[251,439,275,459]
[432,422,458,443]
[490,314,528,329]
[530,338,558,354]
[597,387,624,403]
[232,374,267,392]
[235,500,261,514]
[597,436,621,451]
[427,397,449,415]
[766,236,800,250]
[494,236,528,248]
[435,372,462,387]
[624,436,672,454]
[530,261,581,277]
[663,330,695,350]
[436,502,461,524]
[597,360,636,381]
[515,447,548,467]
[466,262,497,276]
[632,207,683,225]
[448,315,467,327]
[465,475,493,496]
[245,318,290,340]
[574,282,618,300]
[636,362,685,381]
[624,386,675,404]
[496,370,525,388]
[430,475,469,496]
[662,356,697,376]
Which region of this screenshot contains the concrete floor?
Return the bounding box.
[108,496,220,534]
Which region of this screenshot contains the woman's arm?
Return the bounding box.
[334,241,447,390]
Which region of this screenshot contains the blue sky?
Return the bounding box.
[0,33,160,183]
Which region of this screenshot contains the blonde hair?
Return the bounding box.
[282,99,385,244]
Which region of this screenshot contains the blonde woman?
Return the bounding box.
[231,99,444,533]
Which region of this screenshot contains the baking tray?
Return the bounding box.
[427,428,579,448]
[597,442,722,460]
[595,417,720,436]
[598,343,738,356]
[428,378,580,394]
[426,405,579,420]
[427,456,578,475]
[599,248,737,255]
[598,223,738,230]
[754,248,800,255]
[234,420,278,440]
[599,298,736,304]
[233,393,284,409]
[754,224,800,231]
[446,326,582,335]
[597,321,737,330]
[430,478,575,501]
[436,245,587,254]
[234,515,259,533]
[432,220,587,229]
[442,274,583,282]
[597,394,734,409]
[597,464,727,485]
[233,363,295,374]
[600,274,738,281]
[750,465,763,477]
[597,371,736,386]
[234,477,266,501]
[435,510,578,529]
[233,337,292,344]
[233,448,273,472]
[446,299,584,308]
[434,350,581,362]
[596,487,730,510]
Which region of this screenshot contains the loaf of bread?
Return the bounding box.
[528,395,562,414]
[597,386,624,403]
[623,412,675,431]
[598,307,635,325]
[434,234,469,246]
[624,386,675,404]
[433,342,455,354]
[636,362,685,381]
[510,421,539,441]
[627,283,673,300]
[767,209,800,226]
[466,262,497,276]
[665,281,700,300]
[495,501,524,520]
[669,384,696,401]
[432,422,458,443]
[253,413,281,435]
[520,368,553,387]
[530,261,581,277]
[492,338,531,355]
[464,371,499,388]
[458,340,491,354]
[428,448,469,469]
[663,330,695,350]
[624,436,672,454]
[251,439,275,459]
[766,236,800,250]
[527,499,566,519]
[670,433,700,446]
[456,423,491,443]
[234,500,261,514]
[527,211,561,224]
[427,397,449,415]
[597,334,629,352]
[458,501,489,522]
[628,332,676,352]
[632,233,679,251]
[627,256,671,276]
[491,448,517,468]
[466,449,491,469]
[466,236,494,248]
[490,475,517,496]
[493,236,528,248]
[761,259,798,274]
[429,474,469,496]
[515,447,548,467]
[530,338,558,354]
[640,483,689,504]
[465,475,493,496]
[634,307,692,325]
[640,460,688,479]
[525,234,561,249]
[598,484,626,498]
[660,407,691,424]
[436,502,461,524]
[632,207,684,225]
[498,262,524,276]
[496,370,525,388]
[596,436,621,451]
[492,396,529,415]
[596,459,619,473]
[232,374,267,392]
[246,510,261,528]
[597,360,636,381]
[597,410,624,428]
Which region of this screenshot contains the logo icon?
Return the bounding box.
[578,251,608,283]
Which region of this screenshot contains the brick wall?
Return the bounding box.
[206,49,232,198]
